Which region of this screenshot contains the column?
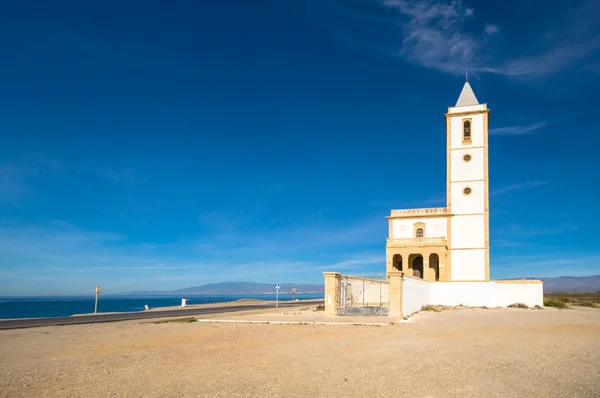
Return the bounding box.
[406,253,413,276]
[388,271,403,320]
[423,253,430,281]
[439,250,448,281]
[322,272,341,316]
[386,251,394,276]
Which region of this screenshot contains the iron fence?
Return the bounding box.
[338,274,389,315]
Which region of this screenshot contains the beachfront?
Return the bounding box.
[1,305,599,397]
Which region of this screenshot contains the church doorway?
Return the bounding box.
[412,255,424,278]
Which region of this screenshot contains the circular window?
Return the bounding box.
[463,154,471,162]
[463,187,472,195]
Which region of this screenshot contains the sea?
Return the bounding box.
[0,294,324,320]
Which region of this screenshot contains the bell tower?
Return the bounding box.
[446,81,490,280]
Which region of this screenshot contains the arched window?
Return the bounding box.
[463,120,472,143]
[416,228,424,238]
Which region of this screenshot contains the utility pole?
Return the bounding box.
[94,286,102,314]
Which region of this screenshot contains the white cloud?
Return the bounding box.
[492,254,600,278]
[382,0,482,74]
[490,181,547,197]
[374,0,600,77]
[0,216,387,295]
[484,23,500,35]
[489,121,550,136]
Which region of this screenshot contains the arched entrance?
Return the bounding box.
[412,255,424,278]
[393,254,403,272]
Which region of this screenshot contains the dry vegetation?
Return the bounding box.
[420,293,600,312]
[544,292,600,309]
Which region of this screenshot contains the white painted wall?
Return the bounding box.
[391,217,447,239]
[450,181,484,215]
[401,278,544,316]
[431,281,494,306]
[450,250,486,280]
[402,277,431,317]
[450,215,485,249]
[494,283,544,307]
[451,147,484,182]
[450,114,485,148]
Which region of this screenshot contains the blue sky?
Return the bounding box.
[1,0,599,295]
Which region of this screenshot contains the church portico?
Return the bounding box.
[386,240,448,282]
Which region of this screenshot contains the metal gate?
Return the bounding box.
[338,274,389,316]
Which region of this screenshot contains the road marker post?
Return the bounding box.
[94,286,102,314]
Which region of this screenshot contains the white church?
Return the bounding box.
[385,80,491,282]
[324,81,544,318]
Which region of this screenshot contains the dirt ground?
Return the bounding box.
[1,307,599,397]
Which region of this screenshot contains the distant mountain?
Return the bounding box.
[536,275,600,293]
[122,276,600,296]
[174,281,324,295]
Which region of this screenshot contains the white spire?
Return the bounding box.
[455,81,479,107]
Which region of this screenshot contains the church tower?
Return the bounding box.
[446,81,490,280]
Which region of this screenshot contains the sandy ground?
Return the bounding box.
[1,306,599,397]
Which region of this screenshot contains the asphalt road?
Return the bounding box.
[0,299,324,330]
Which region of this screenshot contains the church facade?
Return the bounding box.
[386,81,491,282]
[323,81,544,318]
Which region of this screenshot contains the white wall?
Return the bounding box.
[450,181,485,215]
[392,217,447,239]
[402,277,431,317]
[401,278,544,316]
[431,282,495,306]
[451,147,484,182]
[450,215,485,248]
[450,249,486,280]
[494,283,544,307]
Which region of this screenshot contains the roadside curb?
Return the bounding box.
[194,319,389,327]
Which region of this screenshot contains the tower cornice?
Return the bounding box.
[445,108,490,118]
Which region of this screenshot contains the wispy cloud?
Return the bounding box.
[484,24,500,35]
[373,0,600,77]
[494,222,579,239]
[0,216,387,295]
[492,254,600,278]
[483,0,600,77]
[490,181,547,197]
[0,163,30,207]
[0,154,65,207]
[0,153,142,207]
[382,0,482,74]
[490,121,551,136]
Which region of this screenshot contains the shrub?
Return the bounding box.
[508,303,529,309]
[544,299,568,309]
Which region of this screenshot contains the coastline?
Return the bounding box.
[0,294,324,320]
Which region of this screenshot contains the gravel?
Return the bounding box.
[1,307,599,397]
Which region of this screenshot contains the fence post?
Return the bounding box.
[362,277,365,307]
[388,271,404,320]
[323,272,341,316]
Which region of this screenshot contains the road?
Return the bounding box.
[0,299,324,330]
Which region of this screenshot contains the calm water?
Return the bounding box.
[0,294,323,319]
